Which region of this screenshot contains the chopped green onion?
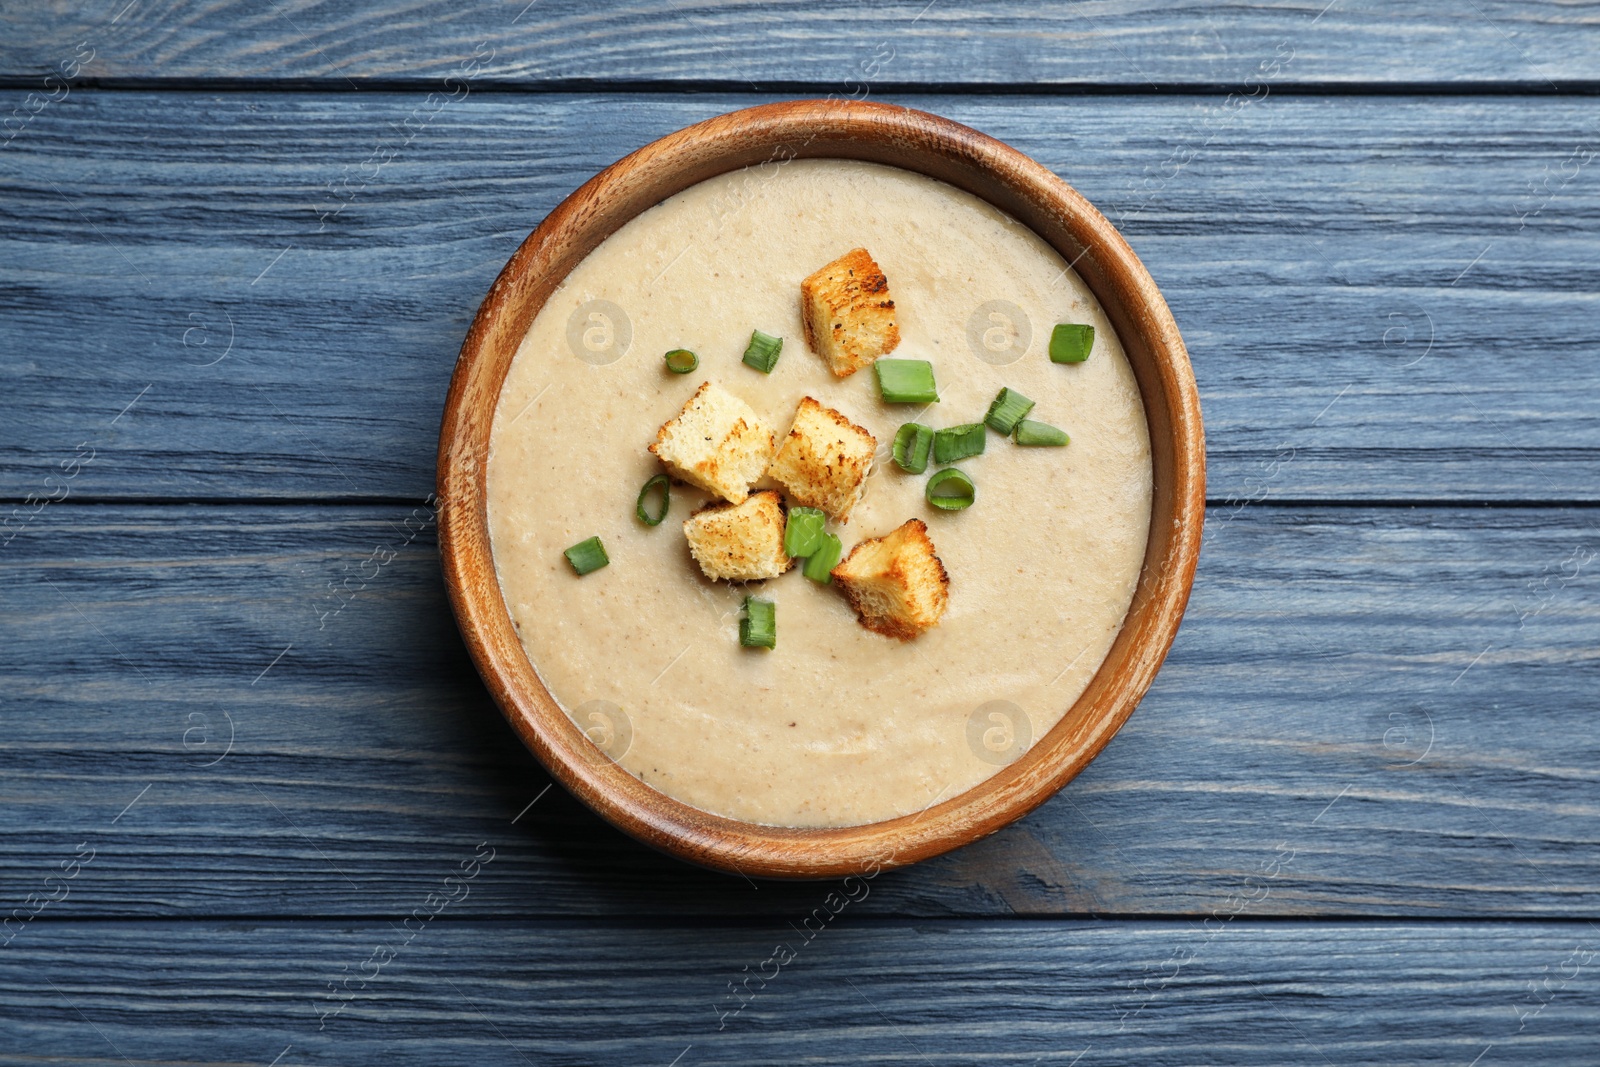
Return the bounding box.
[892,422,933,474]
[563,536,610,575]
[784,506,827,557]
[742,330,783,374]
[664,348,698,374]
[802,532,843,584]
[874,359,939,404]
[1049,323,1094,364]
[739,595,776,649]
[926,468,976,511]
[635,474,670,525]
[1013,419,1070,446]
[984,387,1035,434]
[933,423,987,465]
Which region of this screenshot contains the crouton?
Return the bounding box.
[649,381,777,504]
[765,397,877,524]
[683,490,792,582]
[801,247,901,377]
[831,518,949,640]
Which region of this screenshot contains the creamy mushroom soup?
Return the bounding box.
[487,159,1152,827]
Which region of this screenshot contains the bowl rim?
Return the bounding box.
[437,98,1205,880]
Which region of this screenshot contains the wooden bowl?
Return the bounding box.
[438,99,1204,880]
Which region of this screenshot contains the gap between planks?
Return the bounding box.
[4,78,1600,96]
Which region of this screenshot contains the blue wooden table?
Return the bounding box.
[3,3,1599,1063]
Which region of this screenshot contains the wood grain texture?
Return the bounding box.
[3,503,1596,917]
[4,919,1598,1065]
[0,18,1593,1052]
[3,92,1598,503]
[4,1,1600,87]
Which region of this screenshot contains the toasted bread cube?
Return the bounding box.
[649,381,777,504]
[832,518,949,640]
[801,247,901,377]
[683,490,792,582]
[765,397,877,524]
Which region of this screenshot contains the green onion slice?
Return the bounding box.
[635,473,670,525]
[784,506,827,557]
[984,387,1035,434]
[892,422,933,474]
[802,532,843,584]
[1013,419,1070,446]
[664,348,698,374]
[742,330,783,374]
[739,596,777,648]
[874,359,939,404]
[563,536,610,575]
[933,423,987,465]
[926,468,976,511]
[1049,323,1094,364]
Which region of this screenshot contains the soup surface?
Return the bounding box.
[488,159,1152,827]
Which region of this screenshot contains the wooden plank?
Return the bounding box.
[4,1,1600,87]
[3,502,1597,918]
[2,92,1598,503]
[4,919,1596,1064]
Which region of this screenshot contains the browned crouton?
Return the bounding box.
[683,490,792,582]
[765,397,877,524]
[649,381,777,504]
[831,519,949,640]
[801,247,901,377]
